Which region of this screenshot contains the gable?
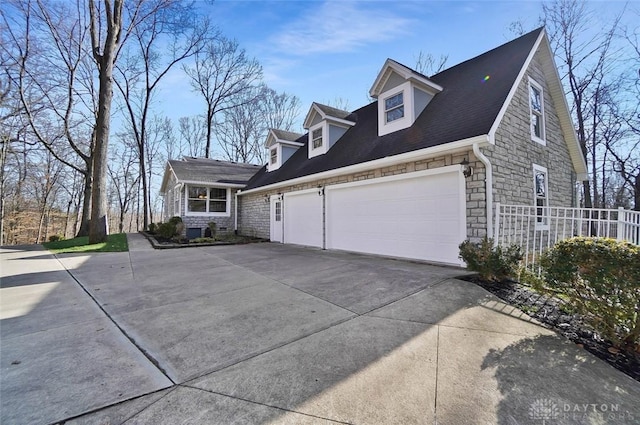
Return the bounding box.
[487,30,587,179]
[381,71,406,93]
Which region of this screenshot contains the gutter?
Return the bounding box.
[473,143,493,240]
[239,135,489,196]
[234,191,239,233]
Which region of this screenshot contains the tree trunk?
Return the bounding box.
[89,71,112,243]
[76,171,92,236]
[205,108,213,158]
[88,0,122,244]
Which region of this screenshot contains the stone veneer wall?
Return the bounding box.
[483,48,575,210]
[163,182,238,237]
[238,150,487,241]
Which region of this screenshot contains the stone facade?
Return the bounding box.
[161,173,238,237]
[483,48,576,210]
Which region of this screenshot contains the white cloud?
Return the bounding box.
[270,1,414,55]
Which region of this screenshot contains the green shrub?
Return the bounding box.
[459,237,522,282]
[540,237,640,349]
[148,223,157,234]
[157,222,177,239]
[168,216,182,225]
[48,235,64,242]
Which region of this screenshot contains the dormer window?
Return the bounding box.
[370,59,443,137]
[303,103,355,159]
[385,92,404,122]
[265,128,304,172]
[312,128,323,149]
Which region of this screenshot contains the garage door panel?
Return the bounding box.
[284,191,323,248]
[326,171,464,265]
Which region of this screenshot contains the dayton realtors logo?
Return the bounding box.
[529,399,634,423]
[529,399,560,424]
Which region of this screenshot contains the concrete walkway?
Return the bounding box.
[1,233,639,424]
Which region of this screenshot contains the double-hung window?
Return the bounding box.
[270,148,278,165]
[187,186,228,214]
[312,128,323,149]
[384,92,404,123]
[533,165,549,227]
[529,79,545,144]
[173,187,181,216]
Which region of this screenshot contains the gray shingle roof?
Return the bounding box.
[314,103,352,120]
[169,157,261,185]
[244,28,544,191]
[271,129,305,142]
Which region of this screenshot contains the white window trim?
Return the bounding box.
[268,144,282,172]
[173,186,181,216]
[533,164,549,229]
[184,185,231,217]
[270,147,278,165]
[384,91,404,123]
[377,81,414,137]
[311,127,323,149]
[308,122,328,158]
[528,77,546,145]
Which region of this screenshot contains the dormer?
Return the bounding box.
[303,103,356,159]
[369,59,443,137]
[265,129,304,172]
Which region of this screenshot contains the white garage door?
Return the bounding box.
[326,168,465,265]
[284,189,323,248]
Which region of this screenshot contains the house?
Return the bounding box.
[159,157,261,239]
[234,27,587,266]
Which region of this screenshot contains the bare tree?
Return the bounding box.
[87,0,126,242]
[215,85,301,164]
[414,51,448,76]
[183,36,262,158]
[178,115,207,157]
[114,3,208,230]
[3,0,97,237]
[107,140,139,232]
[214,87,264,163]
[543,0,622,209]
[261,88,301,133]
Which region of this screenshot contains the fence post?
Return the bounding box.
[493,202,501,246]
[617,207,624,241]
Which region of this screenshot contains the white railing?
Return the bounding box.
[494,203,640,270]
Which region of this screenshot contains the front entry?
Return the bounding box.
[270,196,283,243]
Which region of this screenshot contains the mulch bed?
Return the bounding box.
[460,275,640,383]
[140,231,267,249]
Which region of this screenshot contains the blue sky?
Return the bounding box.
[159,0,630,131]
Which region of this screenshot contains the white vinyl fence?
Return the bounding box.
[494,203,640,269]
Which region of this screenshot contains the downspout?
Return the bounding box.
[234,190,240,234]
[473,143,493,239]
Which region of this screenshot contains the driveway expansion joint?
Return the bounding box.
[54,253,176,386]
[181,384,351,424]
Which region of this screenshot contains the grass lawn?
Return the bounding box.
[43,233,129,253]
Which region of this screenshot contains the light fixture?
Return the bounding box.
[264,194,269,204]
[318,185,324,196]
[461,158,473,178]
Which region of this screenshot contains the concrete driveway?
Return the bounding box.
[1,233,639,425]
